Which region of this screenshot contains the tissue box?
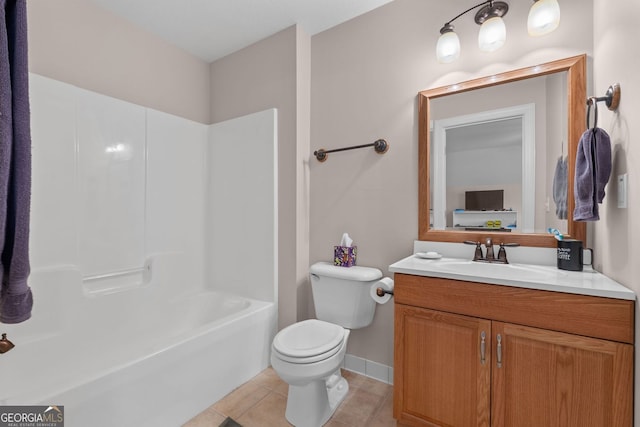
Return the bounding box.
[334,246,357,267]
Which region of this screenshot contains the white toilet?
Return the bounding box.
[271,261,384,427]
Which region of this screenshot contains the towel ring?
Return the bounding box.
[586,96,599,129]
[586,83,621,130]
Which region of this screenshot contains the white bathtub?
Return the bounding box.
[0,256,277,427]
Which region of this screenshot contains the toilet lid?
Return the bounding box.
[273,319,345,358]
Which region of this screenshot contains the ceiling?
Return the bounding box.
[90,0,394,63]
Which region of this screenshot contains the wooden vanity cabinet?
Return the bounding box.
[393,273,634,427]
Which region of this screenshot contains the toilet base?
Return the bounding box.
[285,370,349,427]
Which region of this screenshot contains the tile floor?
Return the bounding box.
[183,368,396,427]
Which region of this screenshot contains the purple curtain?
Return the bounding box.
[0,0,32,324]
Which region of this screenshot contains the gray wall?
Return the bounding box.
[28,0,210,124]
[592,0,640,420]
[310,0,592,366]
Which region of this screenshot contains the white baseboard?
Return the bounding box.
[343,354,393,385]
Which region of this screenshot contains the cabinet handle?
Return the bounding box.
[480,331,486,365]
[496,334,502,368]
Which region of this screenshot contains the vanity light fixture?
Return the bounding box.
[527,0,561,36]
[475,1,508,52]
[435,23,460,64]
[436,0,561,64]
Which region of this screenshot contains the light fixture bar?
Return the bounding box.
[441,0,496,28]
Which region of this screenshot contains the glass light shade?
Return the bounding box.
[528,0,561,36]
[436,31,460,64]
[478,16,506,52]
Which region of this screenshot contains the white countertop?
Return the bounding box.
[389,254,636,301]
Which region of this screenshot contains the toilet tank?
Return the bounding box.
[309,262,382,329]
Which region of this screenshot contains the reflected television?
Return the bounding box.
[465,190,504,211]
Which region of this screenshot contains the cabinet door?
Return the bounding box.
[394,305,491,427]
[492,322,633,427]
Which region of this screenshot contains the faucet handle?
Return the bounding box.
[500,242,520,247]
[497,242,520,263]
[464,240,483,261]
[0,333,15,354]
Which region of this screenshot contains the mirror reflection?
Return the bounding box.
[429,74,568,234]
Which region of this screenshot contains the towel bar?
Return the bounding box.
[314,139,389,162]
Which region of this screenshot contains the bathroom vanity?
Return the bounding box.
[389,254,634,427]
[404,52,634,426]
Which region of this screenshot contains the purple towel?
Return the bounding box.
[573,127,612,221]
[0,0,33,324]
[552,155,567,220]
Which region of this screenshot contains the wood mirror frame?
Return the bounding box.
[418,54,587,247]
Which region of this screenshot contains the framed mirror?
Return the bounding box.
[419,55,586,247]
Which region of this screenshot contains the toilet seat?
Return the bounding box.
[272,319,346,364]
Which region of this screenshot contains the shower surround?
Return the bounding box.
[0,75,278,427]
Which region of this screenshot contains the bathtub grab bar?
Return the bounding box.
[83,266,148,282]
